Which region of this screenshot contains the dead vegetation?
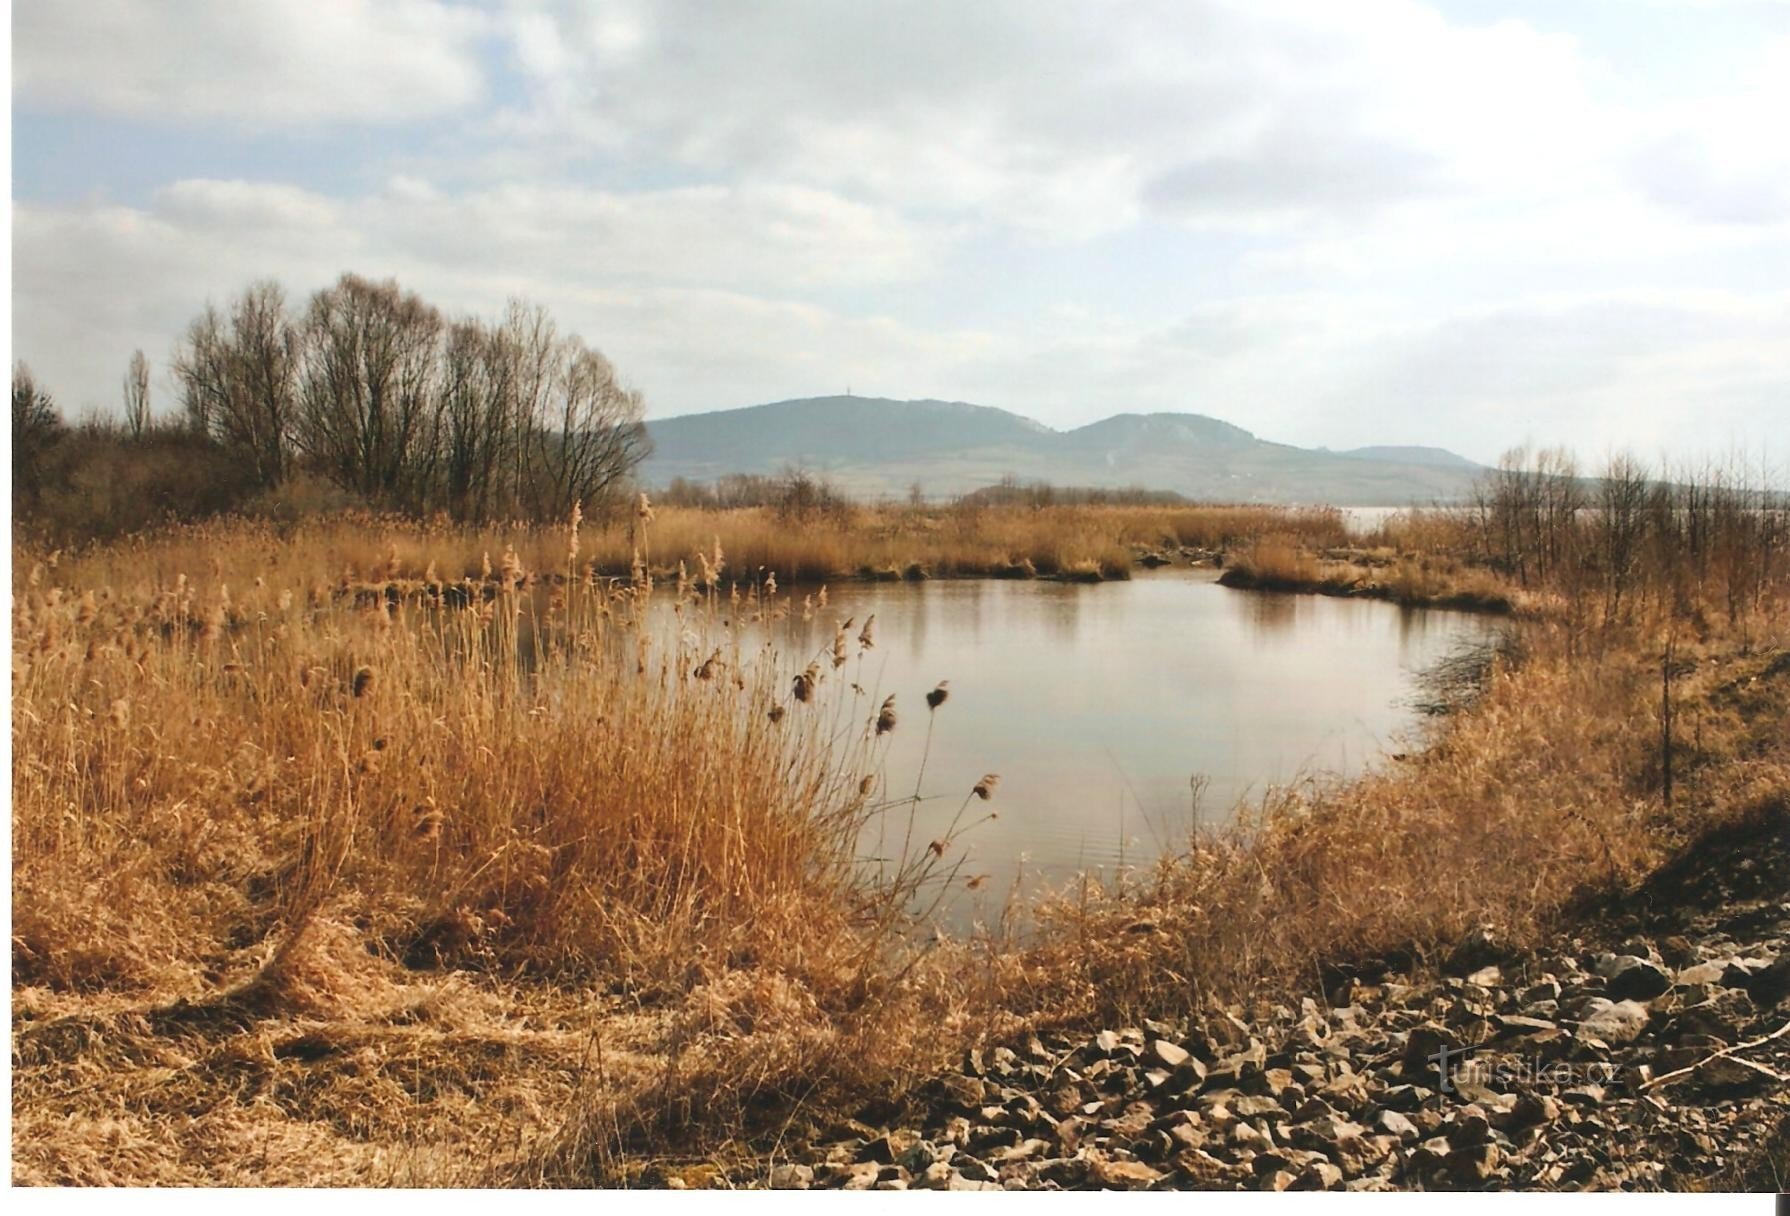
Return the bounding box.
[12,484,1789,1187]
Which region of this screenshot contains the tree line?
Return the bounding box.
[13,273,651,539]
[1461,445,1788,628]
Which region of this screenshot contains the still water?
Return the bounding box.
[666,568,1498,919]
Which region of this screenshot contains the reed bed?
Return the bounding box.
[13,505,1788,1186]
[11,512,990,1184]
[1003,624,1790,1030]
[1220,535,1533,614]
[35,500,1345,595]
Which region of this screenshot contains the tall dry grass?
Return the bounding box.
[13,504,1788,1186]
[11,512,991,1184]
[996,622,1790,1032]
[36,500,1342,593]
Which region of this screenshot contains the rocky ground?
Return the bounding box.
[750,805,1790,1191]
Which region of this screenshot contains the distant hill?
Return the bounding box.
[641,396,1484,506]
[1334,445,1482,471]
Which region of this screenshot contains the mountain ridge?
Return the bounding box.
[641,395,1484,506]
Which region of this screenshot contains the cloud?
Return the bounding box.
[12,1,1790,469]
[14,0,489,127]
[476,0,1608,237]
[10,178,963,413]
[1627,37,1790,226]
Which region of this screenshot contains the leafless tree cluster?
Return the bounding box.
[171,274,650,520]
[1466,444,1788,627]
[659,469,853,517]
[12,361,65,508]
[122,349,151,441]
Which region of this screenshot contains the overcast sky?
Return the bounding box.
[12,0,1790,464]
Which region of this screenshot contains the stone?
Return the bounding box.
[1675,960,1729,987]
[767,1164,813,1189]
[1522,979,1562,1005]
[1676,994,1749,1044]
[1319,1071,1368,1110]
[1379,1085,1433,1111]
[1330,1133,1388,1177]
[1447,1107,1491,1148]
[1577,999,1650,1044]
[1231,1120,1269,1150]
[1691,1055,1773,1093]
[897,1140,939,1173]
[1561,1083,1605,1107]
[1293,1160,1344,1190]
[1169,1057,1209,1092]
[1720,958,1770,988]
[946,1174,1001,1192]
[839,1163,879,1190]
[857,1134,901,1164]
[990,1138,1051,1164]
[1446,1142,1501,1184]
[1150,1038,1190,1069]
[1604,957,1673,1002]
[1090,1158,1164,1189]
[1376,1110,1420,1143]
[1163,1120,1205,1155]
[1289,1115,1369,1153]
[1233,1094,1287,1120]
[1446,924,1504,976]
[1497,1014,1559,1036]
[956,1156,997,1183]
[1743,954,1790,1008]
[1404,1022,1461,1071]
[1511,1092,1561,1127]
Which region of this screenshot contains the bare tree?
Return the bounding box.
[12,362,64,507]
[440,318,511,521]
[521,335,650,519]
[166,273,652,521]
[295,274,442,506]
[1598,451,1651,625]
[123,349,151,440]
[173,281,299,488]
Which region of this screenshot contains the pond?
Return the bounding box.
[675,568,1500,923]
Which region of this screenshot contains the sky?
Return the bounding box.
[11,0,1790,466]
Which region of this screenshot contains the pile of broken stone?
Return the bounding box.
[760,842,1790,1191]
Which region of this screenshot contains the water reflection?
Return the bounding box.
[1240,588,1300,637]
[641,569,1496,925]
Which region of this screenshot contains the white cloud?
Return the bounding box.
[11,178,961,413]
[14,0,489,127]
[12,1,1790,469]
[475,1,1614,239]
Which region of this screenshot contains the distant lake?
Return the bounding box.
[659,570,1498,926]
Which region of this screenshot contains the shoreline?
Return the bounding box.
[12,513,1785,1190]
[1215,565,1523,616]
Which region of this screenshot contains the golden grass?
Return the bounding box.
[13,508,1788,1187]
[34,501,1344,594]
[999,628,1790,1029]
[12,514,982,1184]
[1219,533,1537,614]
